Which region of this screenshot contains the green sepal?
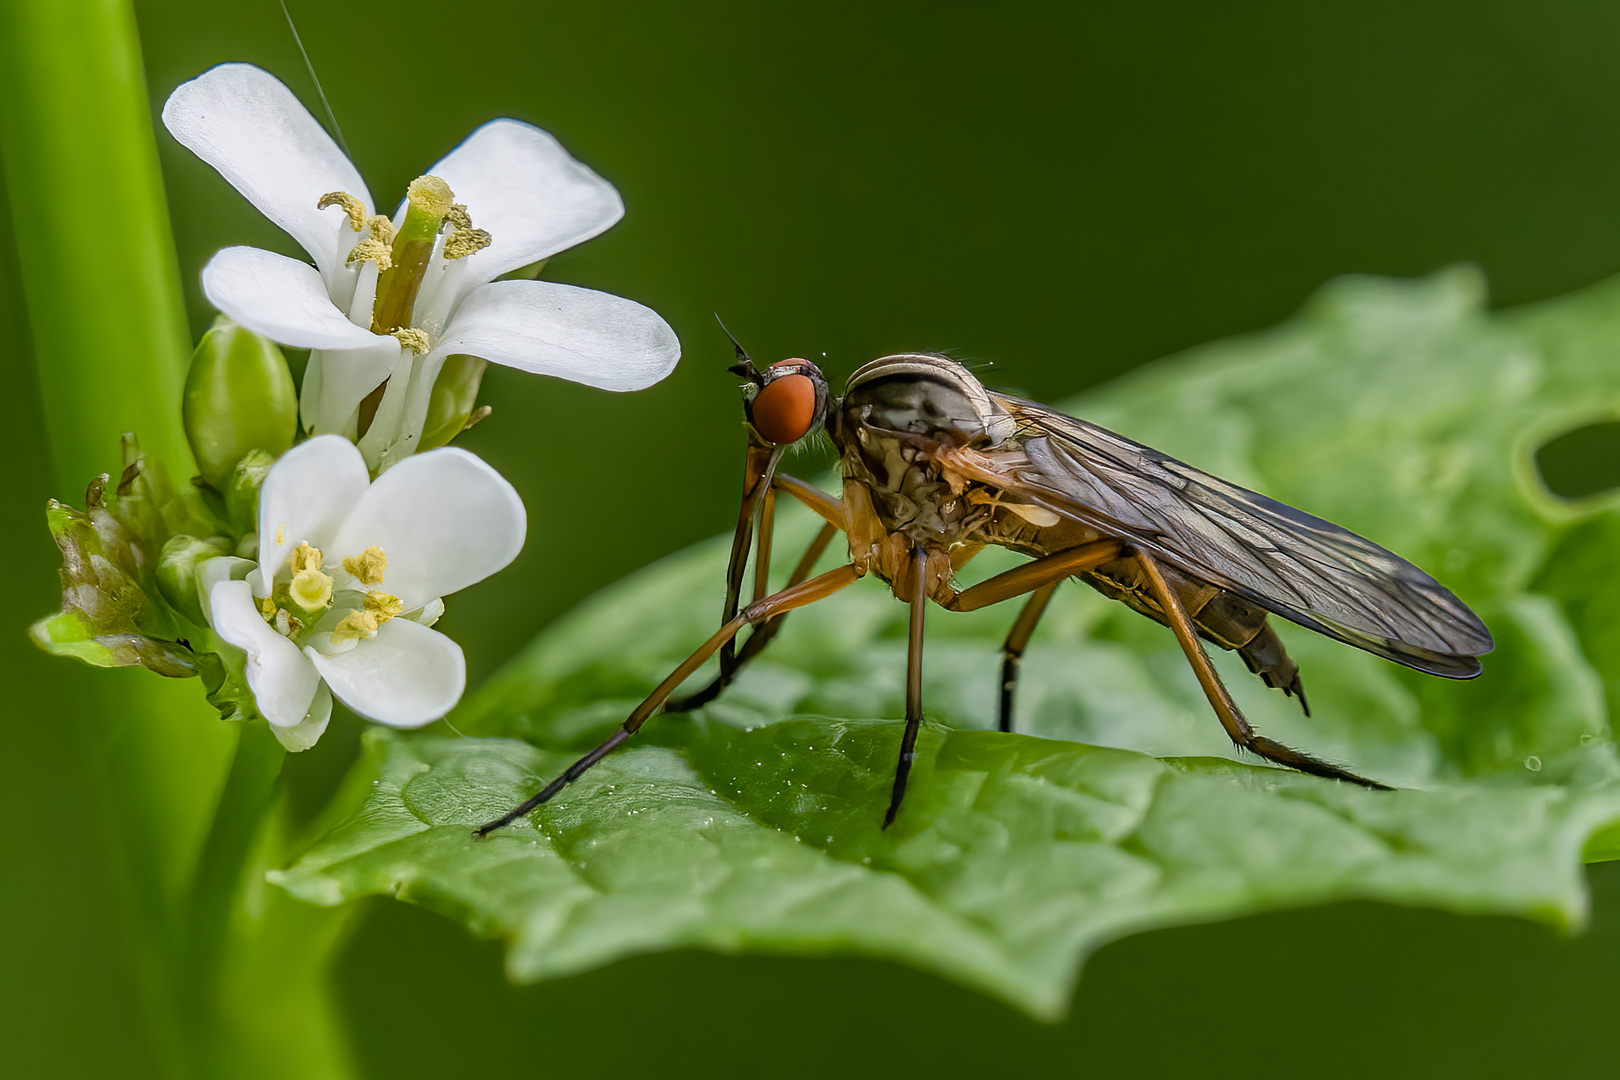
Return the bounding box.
[199,649,258,724]
[183,319,297,490]
[29,606,197,676]
[224,449,275,538]
[418,354,487,450]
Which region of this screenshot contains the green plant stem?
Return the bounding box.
[0,4,355,1076]
[0,0,194,483]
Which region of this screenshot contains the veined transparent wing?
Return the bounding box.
[964,393,1493,677]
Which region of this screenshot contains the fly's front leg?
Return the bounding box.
[666,471,846,713]
[1133,549,1389,790]
[714,443,782,677]
[476,563,864,837]
[666,520,839,712]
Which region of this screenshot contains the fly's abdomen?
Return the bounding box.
[1081,558,1307,711]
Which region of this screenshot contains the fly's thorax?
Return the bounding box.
[837,435,983,546]
[830,353,1017,547]
[832,354,1016,449]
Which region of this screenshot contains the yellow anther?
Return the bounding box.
[342,545,388,585]
[260,596,277,621]
[407,175,455,218]
[364,591,403,620]
[292,541,324,573]
[331,609,381,643]
[363,214,397,246]
[289,568,334,611]
[444,204,473,231]
[317,191,367,231]
[346,227,395,272]
[442,228,492,261]
[392,327,430,354]
[275,522,287,545]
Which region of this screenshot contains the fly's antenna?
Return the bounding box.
[279,0,351,159]
[714,313,758,380]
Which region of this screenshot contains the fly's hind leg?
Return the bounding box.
[1133,549,1388,790]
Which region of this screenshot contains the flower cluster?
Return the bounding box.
[32,64,680,750]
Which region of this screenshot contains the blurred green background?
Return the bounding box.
[7,0,1620,1075]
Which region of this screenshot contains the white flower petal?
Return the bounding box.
[328,447,526,611]
[369,352,448,473]
[195,556,256,625]
[203,247,388,350]
[305,618,465,727]
[435,279,680,392]
[270,683,333,752]
[300,340,402,440]
[425,118,623,282]
[256,435,372,589]
[354,349,427,471]
[209,580,322,728]
[162,63,372,279]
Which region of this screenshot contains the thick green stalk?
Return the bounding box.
[0,3,354,1076]
[0,0,195,483]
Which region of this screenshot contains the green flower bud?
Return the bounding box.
[183,318,297,489]
[157,534,234,625]
[419,355,488,451]
[224,449,276,538]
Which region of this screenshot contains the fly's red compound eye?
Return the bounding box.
[752,370,817,444]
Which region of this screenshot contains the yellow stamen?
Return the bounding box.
[364,591,403,620]
[346,215,399,271]
[292,541,324,573]
[260,596,277,621]
[342,545,388,584]
[443,204,473,231]
[392,328,430,354]
[331,609,381,643]
[275,522,287,545]
[442,228,492,261]
[317,191,367,231]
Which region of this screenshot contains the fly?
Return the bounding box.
[477,348,1492,836]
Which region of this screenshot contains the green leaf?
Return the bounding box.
[278,267,1620,1017]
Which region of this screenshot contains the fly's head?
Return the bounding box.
[728,337,832,449]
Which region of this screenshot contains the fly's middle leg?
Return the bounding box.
[998,582,1058,734]
[884,546,930,829]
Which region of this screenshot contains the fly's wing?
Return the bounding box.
[977,394,1493,677]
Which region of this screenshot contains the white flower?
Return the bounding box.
[162,63,680,471]
[206,435,525,750]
